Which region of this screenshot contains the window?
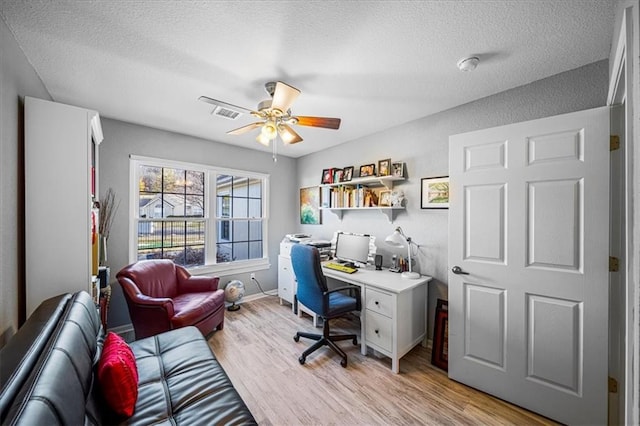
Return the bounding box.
[130,156,269,273]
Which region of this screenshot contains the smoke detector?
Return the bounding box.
[457,56,480,72]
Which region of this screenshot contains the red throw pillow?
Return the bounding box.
[97,332,139,417]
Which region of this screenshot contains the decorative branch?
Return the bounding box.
[99,188,120,241]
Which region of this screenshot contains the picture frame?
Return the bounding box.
[391,162,404,178]
[379,190,392,207]
[321,168,333,184]
[431,299,449,371]
[333,168,344,183]
[341,166,354,182]
[300,186,322,225]
[421,176,450,209]
[359,164,376,177]
[378,158,391,176]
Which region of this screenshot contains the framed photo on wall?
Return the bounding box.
[391,162,404,178]
[321,168,333,184]
[359,164,376,177]
[431,299,449,371]
[342,166,354,182]
[300,186,322,225]
[421,176,450,209]
[379,190,392,207]
[378,158,391,176]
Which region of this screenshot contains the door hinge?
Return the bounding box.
[609,256,619,272]
[609,376,618,393]
[610,135,620,151]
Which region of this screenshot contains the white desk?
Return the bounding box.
[322,264,432,373]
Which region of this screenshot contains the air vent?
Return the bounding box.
[212,106,242,120]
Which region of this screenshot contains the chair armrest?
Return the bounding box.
[127,293,175,318]
[177,274,220,294]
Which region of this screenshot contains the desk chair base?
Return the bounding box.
[294,321,358,368]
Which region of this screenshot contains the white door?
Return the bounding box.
[448,107,609,425]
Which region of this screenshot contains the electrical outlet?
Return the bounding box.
[250,273,256,280]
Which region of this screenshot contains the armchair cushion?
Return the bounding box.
[171,291,225,329]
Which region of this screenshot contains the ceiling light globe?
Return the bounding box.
[261,122,277,139]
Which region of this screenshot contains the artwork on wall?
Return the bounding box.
[321,168,333,184]
[421,176,450,209]
[431,299,449,371]
[300,186,322,225]
[342,166,354,182]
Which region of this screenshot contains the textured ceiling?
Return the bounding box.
[1,1,614,158]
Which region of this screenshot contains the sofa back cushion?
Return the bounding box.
[118,260,179,298]
[2,291,103,425]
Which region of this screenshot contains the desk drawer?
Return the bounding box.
[365,288,393,318]
[365,310,392,352]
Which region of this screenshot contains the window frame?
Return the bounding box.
[129,155,270,276]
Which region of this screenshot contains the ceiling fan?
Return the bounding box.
[199,81,341,147]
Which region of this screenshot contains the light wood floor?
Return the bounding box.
[208,296,558,425]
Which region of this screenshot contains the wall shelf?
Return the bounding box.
[321,206,404,223]
[321,175,404,190]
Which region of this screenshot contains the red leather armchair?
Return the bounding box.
[116,260,225,339]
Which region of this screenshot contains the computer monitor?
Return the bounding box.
[334,232,370,266]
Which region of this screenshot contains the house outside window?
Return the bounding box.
[130,156,269,275]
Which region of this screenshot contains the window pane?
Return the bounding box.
[217,175,232,195]
[232,198,248,218]
[217,220,230,242]
[186,195,204,217]
[163,167,185,193]
[248,178,261,197]
[137,221,162,257]
[248,199,261,218]
[186,170,204,195]
[139,165,161,192]
[162,194,184,218]
[233,220,249,241]
[233,176,248,197]
[249,241,262,259]
[249,220,262,240]
[217,243,232,263]
[233,242,249,261]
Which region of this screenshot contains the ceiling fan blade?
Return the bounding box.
[198,96,254,113]
[271,82,301,113]
[295,116,341,130]
[227,122,263,135]
[278,124,303,144]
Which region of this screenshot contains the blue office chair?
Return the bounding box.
[291,244,361,367]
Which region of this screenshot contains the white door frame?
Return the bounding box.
[607,5,638,425]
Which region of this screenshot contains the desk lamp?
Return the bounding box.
[385,227,420,279]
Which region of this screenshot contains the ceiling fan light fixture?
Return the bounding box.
[256,132,271,146]
[261,120,277,139]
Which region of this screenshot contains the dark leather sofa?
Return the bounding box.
[0,291,256,425]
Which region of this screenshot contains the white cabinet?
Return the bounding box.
[25,97,103,316]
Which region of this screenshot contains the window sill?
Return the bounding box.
[187,258,271,278]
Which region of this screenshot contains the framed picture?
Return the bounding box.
[342,166,354,182]
[391,162,404,178]
[333,168,344,183]
[378,158,391,176]
[421,176,450,209]
[321,168,333,184]
[300,186,322,225]
[431,299,449,371]
[379,190,392,207]
[359,164,376,177]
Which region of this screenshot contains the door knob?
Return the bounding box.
[452,266,469,275]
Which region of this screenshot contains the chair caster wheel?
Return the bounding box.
[352,338,358,345]
[299,356,306,365]
[340,359,347,368]
[294,335,300,342]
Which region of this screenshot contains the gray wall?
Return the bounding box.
[295,60,609,339]
[99,118,298,328]
[0,16,52,346]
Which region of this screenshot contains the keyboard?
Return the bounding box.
[323,262,358,274]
